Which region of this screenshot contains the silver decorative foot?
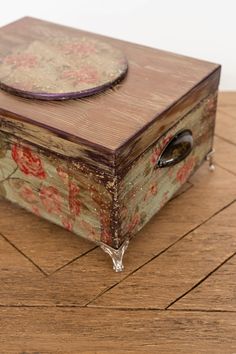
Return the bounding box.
[206,148,215,172]
[100,239,129,272]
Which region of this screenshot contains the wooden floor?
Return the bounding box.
[0,92,236,354]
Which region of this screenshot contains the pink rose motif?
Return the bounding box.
[69,181,81,216]
[176,157,195,184]
[162,135,173,147]
[127,213,141,233]
[160,191,169,209]
[61,217,74,232]
[57,166,69,185]
[151,147,162,165]
[144,182,158,201]
[81,220,100,239]
[101,229,112,245]
[12,144,46,180]
[4,53,38,68]
[61,66,99,86]
[167,166,175,178]
[126,184,139,200]
[39,186,62,215]
[151,134,173,166]
[62,41,96,55]
[32,205,40,217]
[20,185,37,203]
[100,211,112,245]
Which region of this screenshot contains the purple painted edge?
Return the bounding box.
[0,62,128,101]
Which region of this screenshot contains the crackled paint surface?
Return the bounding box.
[118,94,217,245]
[0,135,113,245]
[0,34,128,99]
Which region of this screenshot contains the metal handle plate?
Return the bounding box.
[157,130,193,168]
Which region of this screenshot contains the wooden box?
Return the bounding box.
[0,18,221,271]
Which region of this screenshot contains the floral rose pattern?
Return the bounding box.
[12,144,46,179]
[19,185,37,203]
[127,213,141,233]
[0,94,217,247]
[32,205,40,217]
[176,157,196,184]
[57,166,69,185]
[3,53,38,68]
[120,96,216,239]
[69,181,81,216]
[62,41,96,56]
[150,134,173,165]
[100,211,113,246]
[0,34,128,99]
[61,216,74,232]
[61,67,99,86]
[144,182,158,201]
[39,186,62,215]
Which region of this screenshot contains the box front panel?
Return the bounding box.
[0,133,114,246]
[118,93,218,245]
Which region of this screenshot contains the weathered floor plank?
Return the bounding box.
[216,108,236,145]
[0,165,235,307]
[219,106,236,118]
[0,308,236,354]
[171,253,236,311]
[0,234,48,306]
[214,136,236,175]
[90,201,236,309]
[218,91,236,107]
[0,198,96,275]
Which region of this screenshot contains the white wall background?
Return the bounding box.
[1,0,235,90]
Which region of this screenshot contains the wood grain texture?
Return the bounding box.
[117,95,217,246]
[0,17,220,251]
[217,106,236,118]
[0,92,235,352]
[171,254,236,311]
[90,201,236,309]
[0,308,236,354]
[0,165,234,307]
[0,198,95,275]
[216,108,236,145]
[218,91,236,106]
[214,136,236,175]
[0,17,220,171]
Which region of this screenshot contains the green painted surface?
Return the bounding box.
[0,93,217,248]
[118,94,217,244]
[0,135,113,245]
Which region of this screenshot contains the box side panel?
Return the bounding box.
[117,92,218,246]
[0,132,115,246]
[116,67,221,173]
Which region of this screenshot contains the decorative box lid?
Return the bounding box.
[0,17,221,174]
[0,21,128,100]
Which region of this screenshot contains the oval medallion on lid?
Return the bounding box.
[0,35,128,100]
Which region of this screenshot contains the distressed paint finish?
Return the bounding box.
[0,18,221,255]
[0,134,114,246]
[0,93,217,249]
[117,93,217,246]
[0,33,128,100]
